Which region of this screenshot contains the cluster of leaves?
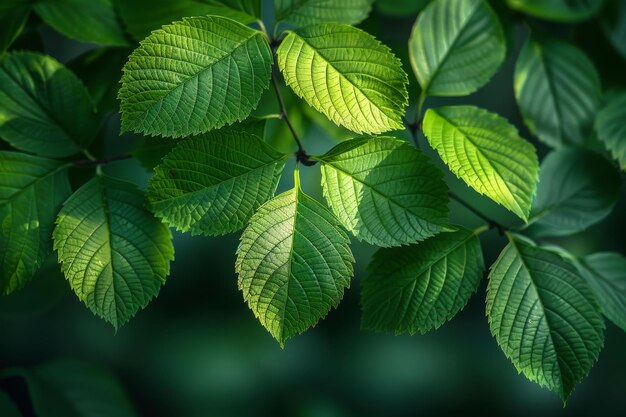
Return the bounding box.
[0,0,625,404]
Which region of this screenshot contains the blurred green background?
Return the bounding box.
[1,1,626,416]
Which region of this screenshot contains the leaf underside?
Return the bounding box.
[275,0,372,26]
[528,149,621,237]
[54,175,174,328]
[409,0,506,96]
[0,52,98,157]
[595,91,626,171]
[487,235,604,401]
[236,186,354,346]
[362,227,484,335]
[0,152,71,295]
[514,34,601,147]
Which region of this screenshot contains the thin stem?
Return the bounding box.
[271,63,303,152]
[74,154,133,166]
[449,191,507,234]
[82,149,96,161]
[416,91,427,123]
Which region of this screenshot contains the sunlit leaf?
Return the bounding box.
[236,179,354,346]
[423,106,539,221]
[119,16,272,138]
[277,23,408,135]
[319,136,449,247]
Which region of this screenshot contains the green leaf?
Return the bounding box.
[275,0,372,26]
[361,226,484,335]
[423,106,539,221]
[486,234,604,401]
[277,23,408,135]
[68,47,133,114]
[0,52,98,157]
[1,360,138,417]
[318,136,449,247]
[575,253,626,333]
[602,1,626,60]
[34,0,129,46]
[514,34,601,147]
[527,149,621,237]
[0,152,70,295]
[376,0,429,17]
[595,91,626,171]
[53,175,174,329]
[0,390,20,417]
[236,178,354,346]
[148,122,287,236]
[505,0,604,22]
[116,0,261,41]
[119,16,272,138]
[409,0,506,97]
[0,0,30,53]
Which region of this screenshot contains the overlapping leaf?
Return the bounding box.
[362,227,484,335]
[595,91,626,171]
[423,106,539,221]
[116,0,261,40]
[487,235,604,401]
[275,0,372,26]
[602,1,626,60]
[0,152,71,295]
[147,122,287,236]
[34,0,129,46]
[506,0,604,22]
[277,23,408,135]
[53,175,174,328]
[576,253,626,333]
[409,0,505,96]
[514,34,601,147]
[527,149,621,237]
[0,360,138,417]
[0,0,29,53]
[318,136,449,247]
[119,16,272,138]
[236,182,354,346]
[0,52,98,157]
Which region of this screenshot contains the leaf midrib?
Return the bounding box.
[150,154,287,205]
[319,157,442,222]
[431,110,527,218]
[291,32,402,123]
[507,236,565,397]
[0,162,70,209]
[130,27,264,125]
[420,0,482,94]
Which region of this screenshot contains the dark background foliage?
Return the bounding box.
[1,1,626,416]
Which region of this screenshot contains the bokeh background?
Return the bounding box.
[1,1,626,416]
